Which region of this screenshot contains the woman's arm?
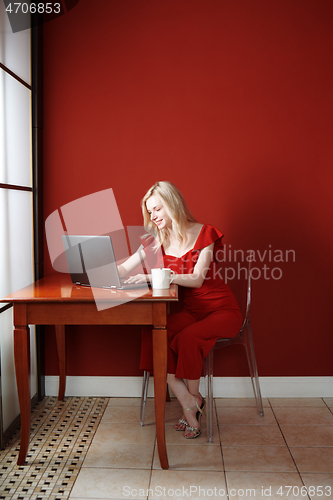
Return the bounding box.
[122,242,215,287]
[172,243,214,288]
[117,248,147,279]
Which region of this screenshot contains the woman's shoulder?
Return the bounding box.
[187,222,204,237]
[193,224,224,250]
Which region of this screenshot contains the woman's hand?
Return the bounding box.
[124,274,151,284]
[117,248,147,279]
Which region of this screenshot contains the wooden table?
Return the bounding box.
[0,274,178,468]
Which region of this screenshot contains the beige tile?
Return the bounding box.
[107,397,154,407]
[101,405,155,424]
[216,407,276,425]
[215,398,270,408]
[149,470,228,499]
[290,447,333,473]
[9,396,333,500]
[226,471,306,500]
[273,407,333,426]
[83,441,155,469]
[220,425,285,446]
[269,398,326,408]
[142,398,192,426]
[281,425,333,447]
[153,444,223,470]
[165,423,220,445]
[301,473,333,499]
[92,422,156,445]
[203,411,218,427]
[164,403,187,423]
[69,468,151,499]
[223,446,296,472]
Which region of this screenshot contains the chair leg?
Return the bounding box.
[243,321,264,417]
[166,385,171,402]
[140,371,172,427]
[204,350,214,443]
[140,371,150,426]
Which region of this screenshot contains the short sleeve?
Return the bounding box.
[193,224,224,261]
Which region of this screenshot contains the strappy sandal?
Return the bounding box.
[183,398,205,439]
[174,417,188,431]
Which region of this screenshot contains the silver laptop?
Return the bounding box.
[61,234,149,290]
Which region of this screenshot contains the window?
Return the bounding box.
[0,2,36,434]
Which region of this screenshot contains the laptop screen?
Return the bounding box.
[62,234,122,288]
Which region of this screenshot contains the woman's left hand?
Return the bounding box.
[124,274,150,284]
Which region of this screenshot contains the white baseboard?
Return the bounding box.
[45,375,333,399]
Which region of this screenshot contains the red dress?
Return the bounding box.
[139,224,242,380]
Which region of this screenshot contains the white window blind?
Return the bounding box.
[0,1,36,433]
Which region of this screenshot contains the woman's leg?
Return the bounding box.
[168,309,242,436]
[139,309,197,374]
[167,373,203,437]
[187,379,201,400]
[140,310,201,431]
[170,308,243,380]
[166,311,199,430]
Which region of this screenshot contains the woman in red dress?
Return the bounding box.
[118,181,242,439]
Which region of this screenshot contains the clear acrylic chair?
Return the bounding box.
[140,370,150,426]
[140,371,171,426]
[204,259,264,442]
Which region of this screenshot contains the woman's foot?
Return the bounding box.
[182,395,205,439]
[174,416,188,431]
[174,393,202,431]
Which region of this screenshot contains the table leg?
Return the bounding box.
[152,327,169,470]
[55,325,66,401]
[14,326,31,466]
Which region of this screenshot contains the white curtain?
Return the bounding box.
[0,3,36,432]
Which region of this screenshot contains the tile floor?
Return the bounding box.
[0,396,333,500]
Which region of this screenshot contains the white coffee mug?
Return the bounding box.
[151,268,175,289]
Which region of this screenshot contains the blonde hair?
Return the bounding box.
[141,181,197,248]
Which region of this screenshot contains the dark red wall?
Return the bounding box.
[43,0,333,377]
